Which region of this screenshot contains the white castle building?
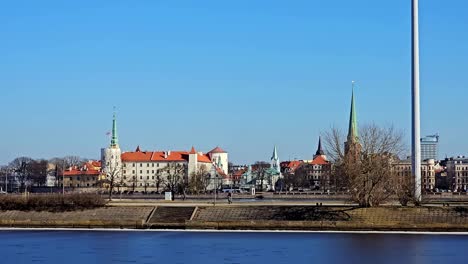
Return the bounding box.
[101,112,228,191]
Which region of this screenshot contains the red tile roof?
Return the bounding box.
[63,169,100,176]
[280,161,303,172]
[61,161,101,177]
[122,148,213,163]
[209,146,226,154]
[310,156,329,165]
[189,146,197,154]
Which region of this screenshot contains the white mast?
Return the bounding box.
[412,0,422,203]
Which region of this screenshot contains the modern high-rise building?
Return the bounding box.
[420,134,439,161]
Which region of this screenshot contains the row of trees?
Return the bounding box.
[107,164,221,200]
[0,156,88,192]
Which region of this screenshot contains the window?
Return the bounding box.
[140,176,142,180]
[152,164,154,167]
[147,170,149,174]
[123,170,126,174]
[140,170,142,174]
[140,163,143,167]
[152,176,155,180]
[133,163,135,167]
[157,164,160,168]
[147,176,149,180]
[147,163,149,167]
[152,170,154,174]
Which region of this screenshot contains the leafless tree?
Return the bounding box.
[9,157,34,192]
[63,156,85,168]
[324,124,406,207]
[159,163,186,196]
[154,173,162,193]
[189,165,210,194]
[29,159,48,187]
[253,161,270,192]
[105,164,121,201]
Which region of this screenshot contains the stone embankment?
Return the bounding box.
[0,205,467,231]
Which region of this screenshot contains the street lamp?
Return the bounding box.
[210,165,218,206]
[412,0,422,203]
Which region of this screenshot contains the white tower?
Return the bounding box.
[209,147,228,175]
[102,111,122,183]
[188,146,198,178]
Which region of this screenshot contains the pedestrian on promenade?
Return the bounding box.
[227,192,232,204]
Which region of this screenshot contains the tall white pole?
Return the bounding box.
[412,0,422,203]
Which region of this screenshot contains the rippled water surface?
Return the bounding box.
[0,230,467,264]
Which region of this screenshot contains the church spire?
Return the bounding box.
[271,145,278,161]
[315,137,325,156]
[271,145,280,174]
[111,108,119,147]
[347,81,358,143]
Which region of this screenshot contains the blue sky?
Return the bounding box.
[1,0,467,165]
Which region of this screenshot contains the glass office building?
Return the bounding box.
[421,135,439,161]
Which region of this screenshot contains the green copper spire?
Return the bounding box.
[348,82,358,142]
[111,108,119,147]
[271,145,278,161]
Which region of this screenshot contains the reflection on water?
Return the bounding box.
[0,231,467,264]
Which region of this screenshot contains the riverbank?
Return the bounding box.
[0,205,467,232]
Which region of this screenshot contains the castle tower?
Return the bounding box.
[344,82,361,159]
[102,110,122,182]
[188,146,198,177]
[208,147,228,175]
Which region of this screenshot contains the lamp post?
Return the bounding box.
[4,168,8,193]
[412,0,422,203]
[210,165,218,206]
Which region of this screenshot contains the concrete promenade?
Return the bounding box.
[0,203,467,232]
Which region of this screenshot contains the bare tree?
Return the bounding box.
[29,159,48,187]
[63,156,85,168]
[159,163,186,197]
[189,165,210,194]
[253,161,270,192]
[9,157,34,192]
[105,164,121,201]
[154,173,163,194]
[324,124,406,207]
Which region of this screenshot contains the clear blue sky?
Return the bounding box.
[1,0,467,165]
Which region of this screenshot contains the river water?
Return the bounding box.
[0,230,467,264]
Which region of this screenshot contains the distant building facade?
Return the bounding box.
[421,134,439,161]
[393,158,436,191]
[58,161,101,188]
[445,156,468,192]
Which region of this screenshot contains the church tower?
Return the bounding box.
[344,82,361,159]
[314,137,327,160]
[102,110,122,182]
[271,145,280,174]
